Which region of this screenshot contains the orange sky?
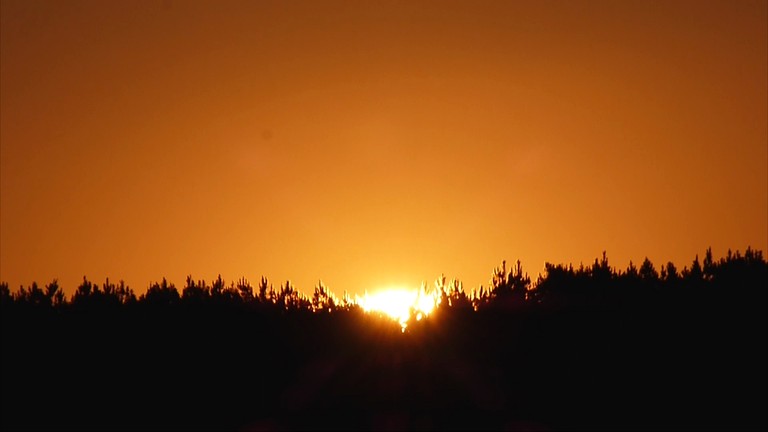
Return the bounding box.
[1,0,766,297]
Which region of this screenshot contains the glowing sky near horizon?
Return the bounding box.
[1,0,766,296]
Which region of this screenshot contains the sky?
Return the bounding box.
[1,0,766,297]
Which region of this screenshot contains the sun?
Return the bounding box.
[356,287,440,331]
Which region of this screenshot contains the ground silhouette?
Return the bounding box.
[1,248,766,430]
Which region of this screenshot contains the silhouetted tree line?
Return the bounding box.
[0,274,354,315]
[1,248,765,431]
[3,247,764,317]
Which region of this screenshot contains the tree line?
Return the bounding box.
[2,247,765,317]
[1,247,765,430]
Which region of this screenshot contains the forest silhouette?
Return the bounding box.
[1,248,766,430]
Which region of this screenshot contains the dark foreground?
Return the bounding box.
[2,302,765,431]
[2,252,766,430]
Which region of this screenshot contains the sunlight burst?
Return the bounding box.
[356,287,440,331]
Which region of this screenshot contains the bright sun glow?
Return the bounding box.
[356,287,440,331]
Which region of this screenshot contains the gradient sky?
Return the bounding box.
[1,0,766,297]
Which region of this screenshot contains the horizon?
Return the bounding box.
[4,242,765,430]
[1,246,761,298]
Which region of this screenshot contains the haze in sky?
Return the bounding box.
[1,0,766,296]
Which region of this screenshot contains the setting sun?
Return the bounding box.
[356,287,440,331]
